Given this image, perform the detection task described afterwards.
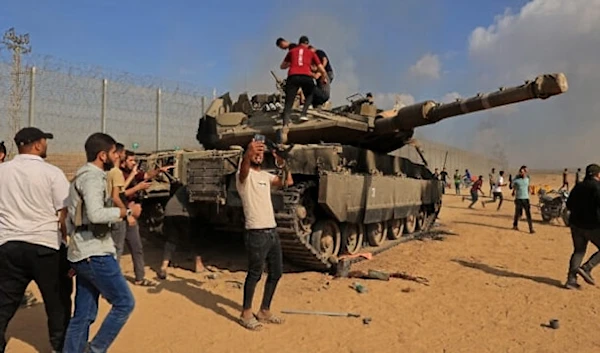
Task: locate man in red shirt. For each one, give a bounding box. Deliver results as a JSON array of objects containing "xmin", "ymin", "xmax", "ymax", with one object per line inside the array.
[
  {"xmin": 278, "ymin": 36, "xmax": 328, "ymax": 143},
  {"xmin": 462, "ymin": 175, "xmax": 485, "ymax": 209}
]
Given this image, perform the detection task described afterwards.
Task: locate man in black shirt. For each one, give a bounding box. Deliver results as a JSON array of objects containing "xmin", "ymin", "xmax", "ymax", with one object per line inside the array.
[
  {"xmin": 564, "ymin": 163, "xmax": 600, "ymax": 289},
  {"xmin": 439, "ymin": 168, "xmax": 449, "ymax": 194}
]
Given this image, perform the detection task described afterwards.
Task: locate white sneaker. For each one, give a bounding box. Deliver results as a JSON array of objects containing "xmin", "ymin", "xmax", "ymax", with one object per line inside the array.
[{"xmin": 299, "ymin": 116, "xmax": 309, "ymax": 121}]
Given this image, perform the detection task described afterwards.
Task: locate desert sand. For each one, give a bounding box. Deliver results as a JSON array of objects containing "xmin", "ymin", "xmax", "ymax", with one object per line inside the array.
[{"xmin": 6, "ymin": 173, "xmax": 600, "ymax": 353}]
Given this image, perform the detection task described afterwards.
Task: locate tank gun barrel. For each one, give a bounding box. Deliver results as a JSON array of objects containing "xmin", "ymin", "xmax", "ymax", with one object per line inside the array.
[{"xmin": 374, "ymin": 73, "xmax": 568, "ymax": 132}]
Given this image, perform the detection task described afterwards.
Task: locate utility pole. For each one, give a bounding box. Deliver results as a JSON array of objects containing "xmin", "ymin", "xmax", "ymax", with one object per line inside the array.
[{"xmin": 1, "ymin": 28, "xmax": 32, "ymax": 156}]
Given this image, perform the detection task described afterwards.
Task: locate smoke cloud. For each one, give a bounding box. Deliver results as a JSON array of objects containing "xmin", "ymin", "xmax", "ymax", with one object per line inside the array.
[{"xmin": 228, "ymin": 0, "xmax": 600, "ymax": 169}]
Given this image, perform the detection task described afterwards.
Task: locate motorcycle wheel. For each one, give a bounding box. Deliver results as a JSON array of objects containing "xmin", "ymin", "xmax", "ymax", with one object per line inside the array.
[{"xmin": 541, "ymin": 207, "xmax": 552, "ymax": 223}]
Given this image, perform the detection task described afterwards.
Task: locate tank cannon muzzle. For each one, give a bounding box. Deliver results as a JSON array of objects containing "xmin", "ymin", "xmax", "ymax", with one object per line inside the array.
[{"xmin": 374, "ymin": 72, "xmax": 568, "ymax": 132}]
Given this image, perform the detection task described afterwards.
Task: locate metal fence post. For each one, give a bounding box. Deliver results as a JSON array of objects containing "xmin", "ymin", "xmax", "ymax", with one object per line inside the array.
[
  {"xmin": 156, "ymin": 88, "xmax": 161, "ymax": 151},
  {"xmin": 28, "ymin": 66, "xmax": 36, "ymax": 127},
  {"xmin": 101, "ymin": 79, "xmax": 107, "ymax": 133},
  {"xmin": 201, "ymin": 96, "xmax": 205, "ymax": 115}
]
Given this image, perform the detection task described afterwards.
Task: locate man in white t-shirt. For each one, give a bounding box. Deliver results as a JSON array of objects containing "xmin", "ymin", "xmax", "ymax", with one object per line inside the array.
[
  {"xmin": 482, "ymin": 170, "xmax": 506, "ymax": 210},
  {"xmin": 0, "ymin": 127, "xmax": 71, "ymax": 353},
  {"xmin": 235, "ymin": 138, "xmax": 293, "ymax": 331}
]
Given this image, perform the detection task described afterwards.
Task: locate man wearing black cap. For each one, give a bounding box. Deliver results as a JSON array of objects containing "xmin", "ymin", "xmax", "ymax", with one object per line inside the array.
[
  {"xmin": 0, "ymin": 127, "xmax": 72, "ymax": 353},
  {"xmin": 563, "ymin": 163, "xmax": 600, "ymax": 289}
]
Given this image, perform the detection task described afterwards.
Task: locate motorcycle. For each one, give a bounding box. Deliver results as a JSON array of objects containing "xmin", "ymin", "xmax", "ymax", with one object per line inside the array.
[{"xmin": 537, "ymin": 189, "xmax": 570, "ymax": 226}]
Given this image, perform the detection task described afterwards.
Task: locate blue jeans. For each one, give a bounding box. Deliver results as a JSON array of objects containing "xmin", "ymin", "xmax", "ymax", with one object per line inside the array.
[{"xmin": 63, "ymin": 256, "xmax": 135, "ymax": 353}]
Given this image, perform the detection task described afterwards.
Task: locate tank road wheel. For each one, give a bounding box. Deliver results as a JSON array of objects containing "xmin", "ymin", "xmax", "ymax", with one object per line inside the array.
[
  {"xmin": 387, "ymin": 219, "xmax": 405, "ymax": 240},
  {"xmin": 415, "ymin": 210, "xmax": 426, "ymax": 231},
  {"xmin": 341, "ymin": 223, "xmax": 364, "ymax": 255},
  {"xmin": 366, "ymin": 222, "xmax": 387, "ymax": 247},
  {"xmin": 404, "ymin": 214, "xmax": 417, "ymax": 234},
  {"xmin": 311, "ymin": 220, "xmax": 342, "ymax": 260}
]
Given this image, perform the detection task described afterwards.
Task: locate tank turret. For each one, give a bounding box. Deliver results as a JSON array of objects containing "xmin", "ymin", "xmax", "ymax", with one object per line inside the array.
[{"xmin": 197, "ymin": 73, "xmax": 568, "ymax": 153}]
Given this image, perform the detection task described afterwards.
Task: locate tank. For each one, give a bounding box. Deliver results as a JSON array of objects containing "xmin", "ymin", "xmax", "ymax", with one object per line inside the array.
[{"xmin": 137, "ymin": 72, "xmax": 568, "ymax": 272}]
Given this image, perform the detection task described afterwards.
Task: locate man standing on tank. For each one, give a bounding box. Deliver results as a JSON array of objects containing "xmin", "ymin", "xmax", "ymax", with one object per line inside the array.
[
  {"xmin": 278, "ymin": 36, "xmax": 329, "ymax": 143},
  {"xmin": 236, "ymin": 138, "xmax": 293, "ymax": 331}
]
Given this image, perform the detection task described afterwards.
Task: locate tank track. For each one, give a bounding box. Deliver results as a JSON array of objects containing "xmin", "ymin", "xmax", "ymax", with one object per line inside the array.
[{"xmin": 274, "ymin": 181, "xmax": 439, "ymax": 272}]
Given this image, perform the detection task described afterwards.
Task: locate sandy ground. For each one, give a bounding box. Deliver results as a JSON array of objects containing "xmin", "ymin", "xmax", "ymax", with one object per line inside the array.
[{"xmin": 6, "ymin": 173, "xmax": 600, "ymax": 353}]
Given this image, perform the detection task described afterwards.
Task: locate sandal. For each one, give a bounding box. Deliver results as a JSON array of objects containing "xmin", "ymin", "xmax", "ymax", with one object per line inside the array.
[
  {"xmin": 255, "ymin": 313, "xmax": 285, "ymax": 325},
  {"xmin": 238, "ymin": 316, "xmax": 263, "ymax": 331},
  {"xmin": 135, "ymin": 278, "xmax": 157, "ymax": 287}
]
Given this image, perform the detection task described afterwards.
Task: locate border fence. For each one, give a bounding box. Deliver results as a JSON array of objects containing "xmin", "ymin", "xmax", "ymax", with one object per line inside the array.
[{"xmin": 0, "ymin": 60, "xmax": 211, "ymax": 155}]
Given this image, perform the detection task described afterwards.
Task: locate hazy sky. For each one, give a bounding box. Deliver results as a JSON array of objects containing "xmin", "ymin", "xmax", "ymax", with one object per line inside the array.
[{"xmin": 1, "ymin": 0, "xmax": 597, "ymax": 168}]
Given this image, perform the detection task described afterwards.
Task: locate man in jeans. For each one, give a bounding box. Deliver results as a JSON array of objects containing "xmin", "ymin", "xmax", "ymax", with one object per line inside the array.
[
  {"xmin": 563, "ymin": 163, "xmax": 600, "ymax": 289},
  {"xmin": 0, "ymin": 127, "xmax": 71, "ymax": 353},
  {"xmin": 511, "ymin": 166, "xmax": 535, "ymax": 234},
  {"xmin": 236, "ymin": 138, "xmax": 293, "ymax": 331},
  {"xmin": 63, "ymin": 133, "xmax": 142, "ymax": 353}
]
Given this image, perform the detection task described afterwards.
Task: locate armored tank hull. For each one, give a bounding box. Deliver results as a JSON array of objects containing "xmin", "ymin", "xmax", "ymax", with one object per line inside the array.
[
  {"xmin": 137, "ymin": 72, "xmax": 568, "ymax": 272},
  {"xmin": 137, "ymin": 144, "xmax": 441, "ymax": 271}
]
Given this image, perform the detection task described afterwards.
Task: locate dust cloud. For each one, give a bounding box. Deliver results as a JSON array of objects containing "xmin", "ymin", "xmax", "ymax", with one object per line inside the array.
[{"xmin": 228, "ymin": 0, "xmax": 600, "ymax": 169}]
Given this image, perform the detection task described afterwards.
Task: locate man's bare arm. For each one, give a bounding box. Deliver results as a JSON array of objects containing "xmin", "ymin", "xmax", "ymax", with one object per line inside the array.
[
  {"xmin": 239, "ymin": 141, "xmax": 263, "ymax": 184},
  {"xmin": 58, "ymin": 208, "xmax": 67, "ymax": 241},
  {"xmin": 271, "ymin": 153, "xmax": 293, "ymax": 188},
  {"xmin": 272, "ymin": 171, "xmax": 293, "ymax": 188}
]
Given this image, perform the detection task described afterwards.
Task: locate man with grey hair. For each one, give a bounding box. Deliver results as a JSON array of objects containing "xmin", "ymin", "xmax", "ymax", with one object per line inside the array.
[{"xmin": 563, "ymin": 163, "xmax": 600, "ymax": 289}]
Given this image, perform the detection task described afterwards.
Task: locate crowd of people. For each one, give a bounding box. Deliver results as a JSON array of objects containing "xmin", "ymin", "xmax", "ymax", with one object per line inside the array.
[
  {"xmin": 0, "ymin": 35, "xmax": 598, "ymax": 351},
  {"xmin": 433, "ymin": 163, "xmax": 600, "ymax": 288},
  {"xmin": 0, "ymin": 126, "xmax": 292, "ymax": 352}
]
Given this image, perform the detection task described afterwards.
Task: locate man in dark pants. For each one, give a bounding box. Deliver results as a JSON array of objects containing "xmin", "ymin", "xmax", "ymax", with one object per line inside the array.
[
  {"xmin": 511, "ymin": 166, "xmax": 535, "ymax": 234},
  {"xmin": 157, "ymin": 185, "xmax": 205, "ymax": 279},
  {"xmin": 563, "ymin": 163, "xmax": 600, "ymax": 289},
  {"xmin": 0, "ymin": 127, "xmax": 72, "ymax": 353},
  {"xmin": 278, "ymin": 36, "xmax": 328, "ymax": 143},
  {"xmin": 439, "ymin": 167, "xmax": 448, "ymax": 194},
  {"xmin": 112, "ymin": 150, "xmax": 157, "ymax": 286},
  {"xmin": 236, "ymin": 138, "xmax": 293, "ymax": 331},
  {"xmin": 482, "ymin": 170, "xmax": 506, "ymax": 210},
  {"xmin": 559, "ymin": 168, "xmax": 569, "ymax": 191}
]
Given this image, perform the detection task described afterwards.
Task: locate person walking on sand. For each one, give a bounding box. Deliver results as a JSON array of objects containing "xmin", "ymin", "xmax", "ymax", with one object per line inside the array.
[
  {"xmin": 488, "ymin": 168, "xmax": 496, "ymax": 196},
  {"xmin": 63, "ymin": 133, "xmax": 142, "ymax": 353},
  {"xmin": 511, "ymin": 166, "xmax": 535, "ymax": 234},
  {"xmin": 462, "ymin": 175, "xmax": 484, "ymax": 209},
  {"xmin": 236, "ymin": 137, "xmax": 293, "ymax": 331},
  {"xmin": 453, "ymin": 169, "xmax": 461, "ymax": 195},
  {"xmin": 482, "ymin": 170, "xmax": 506, "ymax": 210},
  {"xmin": 0, "ymin": 128, "xmax": 72, "ymax": 353},
  {"xmin": 563, "ymin": 163, "xmax": 600, "ymax": 290}
]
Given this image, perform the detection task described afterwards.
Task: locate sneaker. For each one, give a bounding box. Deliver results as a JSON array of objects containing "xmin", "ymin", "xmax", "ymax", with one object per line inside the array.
[
  {"xmin": 564, "ymin": 280, "xmax": 581, "ymax": 290},
  {"xmin": 577, "ymin": 267, "xmax": 595, "ymax": 285},
  {"xmin": 299, "ymin": 116, "xmax": 309, "ymax": 122},
  {"xmin": 529, "ymin": 229, "xmax": 535, "ymax": 234},
  {"xmin": 512, "ymin": 226, "xmax": 519, "ymax": 231}
]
